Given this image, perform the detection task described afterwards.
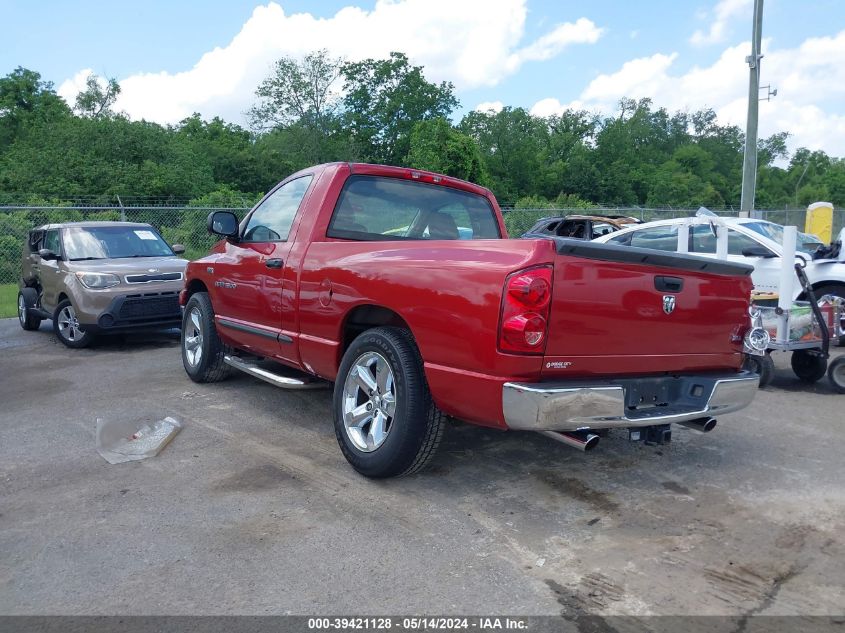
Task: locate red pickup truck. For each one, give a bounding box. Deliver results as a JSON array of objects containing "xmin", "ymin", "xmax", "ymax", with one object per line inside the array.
[{"xmin": 179, "ymin": 162, "xmax": 761, "ymax": 478}]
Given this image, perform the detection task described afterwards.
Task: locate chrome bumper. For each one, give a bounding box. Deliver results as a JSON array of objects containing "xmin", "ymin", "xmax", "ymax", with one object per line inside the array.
[{"xmin": 502, "ymin": 372, "xmax": 759, "ymax": 431}]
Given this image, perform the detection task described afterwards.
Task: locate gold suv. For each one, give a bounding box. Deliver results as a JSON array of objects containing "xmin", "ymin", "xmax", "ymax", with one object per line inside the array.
[{"xmin": 17, "ymin": 221, "xmax": 187, "ymax": 348}]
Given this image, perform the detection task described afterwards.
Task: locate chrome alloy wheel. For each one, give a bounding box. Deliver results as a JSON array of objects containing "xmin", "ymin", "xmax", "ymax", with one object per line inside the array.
[
  {"xmin": 183, "ymin": 307, "xmax": 204, "ymax": 367},
  {"xmin": 57, "ymin": 304, "xmax": 83, "ymax": 342},
  {"xmin": 17, "ymin": 294, "xmax": 26, "ymax": 325},
  {"xmin": 342, "ymin": 351, "xmax": 396, "ymax": 452}
]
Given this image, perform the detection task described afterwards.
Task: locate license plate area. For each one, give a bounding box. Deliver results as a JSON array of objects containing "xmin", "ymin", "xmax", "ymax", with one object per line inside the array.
[{"xmin": 625, "ymin": 381, "xmax": 672, "ymax": 409}]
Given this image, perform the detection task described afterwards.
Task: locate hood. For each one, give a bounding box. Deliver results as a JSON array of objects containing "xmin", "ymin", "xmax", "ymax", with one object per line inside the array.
[{"xmin": 66, "ymin": 256, "xmax": 188, "ymax": 275}]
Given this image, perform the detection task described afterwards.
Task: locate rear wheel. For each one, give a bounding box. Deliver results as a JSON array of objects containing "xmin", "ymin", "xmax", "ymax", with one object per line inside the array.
[
  {"xmin": 743, "ymin": 352, "xmax": 775, "ymax": 388},
  {"xmin": 827, "ymin": 357, "xmax": 845, "ymax": 394},
  {"xmin": 333, "ymin": 327, "xmax": 444, "ymax": 478},
  {"xmin": 17, "ymin": 288, "xmax": 42, "ymax": 331},
  {"xmin": 53, "ymin": 299, "xmax": 92, "ymax": 348},
  {"xmin": 181, "ymin": 292, "xmax": 230, "ymax": 383},
  {"xmin": 790, "ymin": 349, "xmax": 827, "ymax": 383}
]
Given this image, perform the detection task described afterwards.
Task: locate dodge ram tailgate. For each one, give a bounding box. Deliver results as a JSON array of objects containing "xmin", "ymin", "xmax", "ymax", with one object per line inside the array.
[{"xmin": 541, "ymin": 239, "xmax": 755, "ymax": 378}]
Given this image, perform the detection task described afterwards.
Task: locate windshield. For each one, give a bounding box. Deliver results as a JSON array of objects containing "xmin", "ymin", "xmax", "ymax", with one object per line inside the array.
[
  {"xmin": 742, "ymin": 221, "xmax": 822, "ymax": 252},
  {"xmin": 62, "ymin": 226, "xmax": 174, "ymax": 260}
]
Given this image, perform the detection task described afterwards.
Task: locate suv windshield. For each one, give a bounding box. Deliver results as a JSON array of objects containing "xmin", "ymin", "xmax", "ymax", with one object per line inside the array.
[{"xmin": 62, "ymin": 226, "xmax": 174, "ymax": 260}]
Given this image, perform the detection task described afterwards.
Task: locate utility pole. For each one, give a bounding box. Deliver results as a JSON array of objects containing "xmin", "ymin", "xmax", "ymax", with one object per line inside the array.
[{"xmin": 739, "ymin": 0, "xmax": 764, "ymax": 218}]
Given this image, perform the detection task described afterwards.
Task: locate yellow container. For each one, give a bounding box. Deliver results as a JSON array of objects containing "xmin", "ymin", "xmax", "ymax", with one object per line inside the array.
[{"xmin": 805, "ymin": 201, "xmax": 834, "ymax": 243}]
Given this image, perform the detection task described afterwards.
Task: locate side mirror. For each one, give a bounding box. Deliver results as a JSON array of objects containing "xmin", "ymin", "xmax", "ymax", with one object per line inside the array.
[
  {"xmin": 207, "ymin": 211, "xmax": 239, "ymax": 238},
  {"xmin": 38, "ymin": 248, "xmax": 60, "ymax": 261},
  {"xmin": 171, "ymin": 244, "xmax": 186, "ymax": 255},
  {"xmin": 742, "ymin": 245, "xmax": 776, "ymax": 258}
]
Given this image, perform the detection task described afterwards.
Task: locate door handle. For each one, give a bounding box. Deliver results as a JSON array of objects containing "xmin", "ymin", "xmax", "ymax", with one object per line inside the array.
[
  {"xmin": 265, "ymin": 258, "xmax": 283, "ymax": 269},
  {"xmin": 654, "ymin": 276, "xmax": 683, "ymax": 292}
]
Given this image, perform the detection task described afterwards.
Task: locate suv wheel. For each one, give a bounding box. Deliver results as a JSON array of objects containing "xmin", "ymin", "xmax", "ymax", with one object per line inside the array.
[
  {"xmin": 181, "ymin": 292, "xmax": 230, "ymax": 382},
  {"xmin": 17, "ymin": 288, "xmax": 42, "ymax": 331},
  {"xmin": 54, "ymin": 299, "xmax": 92, "ymax": 348},
  {"xmin": 333, "ymin": 327, "xmax": 444, "ymax": 478}
]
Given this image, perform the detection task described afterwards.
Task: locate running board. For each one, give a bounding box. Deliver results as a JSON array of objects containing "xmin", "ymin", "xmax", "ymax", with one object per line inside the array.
[{"xmin": 223, "ymin": 355, "xmax": 328, "ymax": 390}]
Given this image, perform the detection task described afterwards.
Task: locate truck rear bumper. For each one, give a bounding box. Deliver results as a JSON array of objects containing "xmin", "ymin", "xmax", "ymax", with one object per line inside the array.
[{"xmin": 502, "ymin": 371, "xmax": 758, "ymax": 431}]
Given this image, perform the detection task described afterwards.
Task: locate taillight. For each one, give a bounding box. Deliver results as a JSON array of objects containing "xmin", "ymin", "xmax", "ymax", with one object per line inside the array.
[{"xmin": 499, "ymin": 265, "xmax": 553, "ymax": 354}]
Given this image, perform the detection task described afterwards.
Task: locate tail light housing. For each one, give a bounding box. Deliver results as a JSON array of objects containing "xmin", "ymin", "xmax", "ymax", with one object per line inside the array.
[{"xmin": 499, "ymin": 265, "xmax": 553, "ymax": 354}]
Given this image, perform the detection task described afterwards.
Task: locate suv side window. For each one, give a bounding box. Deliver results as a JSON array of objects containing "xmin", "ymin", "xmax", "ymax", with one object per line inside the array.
[
  {"xmin": 243, "ymin": 175, "xmax": 313, "ymax": 242},
  {"xmin": 42, "ymin": 230, "xmax": 61, "ymax": 255},
  {"xmin": 626, "ymin": 225, "xmax": 680, "ymax": 251},
  {"xmin": 28, "ymin": 230, "xmax": 44, "ymax": 251}
]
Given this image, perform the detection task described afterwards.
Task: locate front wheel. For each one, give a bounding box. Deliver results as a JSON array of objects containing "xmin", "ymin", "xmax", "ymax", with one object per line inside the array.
[
  {"xmin": 17, "ymin": 288, "xmax": 42, "ymax": 331},
  {"xmin": 790, "ymin": 349, "xmax": 827, "ymax": 383},
  {"xmin": 181, "ymin": 292, "xmax": 230, "ymax": 383},
  {"xmin": 53, "ymin": 299, "xmax": 92, "ymax": 348},
  {"xmin": 333, "ymin": 327, "xmax": 444, "ymax": 478}
]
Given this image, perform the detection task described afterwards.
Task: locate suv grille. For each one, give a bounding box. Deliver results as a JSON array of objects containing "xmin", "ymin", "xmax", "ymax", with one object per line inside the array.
[
  {"xmin": 125, "ymin": 272, "xmax": 183, "ymax": 284},
  {"xmin": 118, "ymin": 293, "xmax": 180, "ymax": 319}
]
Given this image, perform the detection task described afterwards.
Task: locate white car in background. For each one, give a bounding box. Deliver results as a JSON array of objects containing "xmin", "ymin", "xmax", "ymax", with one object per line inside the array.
[{"xmin": 592, "ymin": 216, "xmax": 845, "ymax": 339}]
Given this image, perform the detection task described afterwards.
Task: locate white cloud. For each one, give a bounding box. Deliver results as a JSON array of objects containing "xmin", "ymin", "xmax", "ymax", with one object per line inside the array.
[
  {"xmin": 580, "ymin": 53, "xmax": 678, "ymax": 103},
  {"xmin": 57, "ymin": 0, "xmax": 602, "ymax": 126},
  {"xmin": 691, "ymin": 0, "xmax": 751, "ymax": 46},
  {"xmin": 505, "ymin": 17, "xmax": 602, "ymax": 71},
  {"xmin": 57, "ymin": 68, "xmax": 95, "ymax": 106},
  {"xmin": 531, "ymin": 30, "xmax": 845, "ymax": 157},
  {"xmin": 474, "ymin": 101, "xmax": 504, "ymax": 113}
]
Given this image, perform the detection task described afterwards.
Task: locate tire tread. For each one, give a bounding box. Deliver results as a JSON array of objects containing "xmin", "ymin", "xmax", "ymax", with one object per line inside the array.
[
  {"xmin": 333, "ymin": 326, "xmax": 445, "ymax": 478},
  {"xmin": 182, "ymin": 292, "xmax": 230, "ymax": 383}
]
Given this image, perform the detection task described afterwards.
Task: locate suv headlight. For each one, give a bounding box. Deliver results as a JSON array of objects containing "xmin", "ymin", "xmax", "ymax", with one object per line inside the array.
[{"xmin": 75, "ymin": 272, "xmax": 121, "ymax": 289}]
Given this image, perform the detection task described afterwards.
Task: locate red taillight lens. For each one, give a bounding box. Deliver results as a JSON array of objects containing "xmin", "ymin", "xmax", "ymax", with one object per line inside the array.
[
  {"xmin": 507, "ymin": 274, "xmax": 551, "ymax": 309},
  {"xmin": 499, "ymin": 265, "xmax": 553, "ymax": 354}
]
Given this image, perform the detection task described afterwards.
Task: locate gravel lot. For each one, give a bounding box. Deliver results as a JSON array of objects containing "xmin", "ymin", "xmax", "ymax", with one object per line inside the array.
[{"xmin": 1, "ymin": 318, "xmax": 843, "ymax": 617}]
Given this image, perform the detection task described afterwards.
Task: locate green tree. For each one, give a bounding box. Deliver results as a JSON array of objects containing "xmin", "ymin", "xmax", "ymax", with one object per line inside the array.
[
  {"xmin": 0, "ymin": 67, "xmax": 70, "ymax": 148},
  {"xmin": 341, "ymin": 52, "xmax": 458, "ymax": 165},
  {"xmin": 74, "ymin": 73, "xmax": 121, "ymax": 118},
  {"xmin": 406, "ymin": 118, "xmax": 487, "ymax": 184},
  {"xmin": 248, "ymin": 50, "xmax": 343, "ymax": 164},
  {"xmin": 459, "ymin": 107, "xmax": 546, "ymax": 204}
]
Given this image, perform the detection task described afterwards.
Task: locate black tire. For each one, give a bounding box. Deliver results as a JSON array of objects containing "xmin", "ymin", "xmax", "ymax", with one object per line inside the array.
[
  {"xmin": 790, "ymin": 349, "xmax": 827, "ymax": 383},
  {"xmin": 181, "ymin": 292, "xmax": 230, "ymax": 383},
  {"xmin": 827, "ymin": 357, "xmax": 845, "ymax": 394},
  {"xmin": 743, "ymin": 352, "xmax": 775, "ymax": 388},
  {"xmin": 333, "ymin": 326, "xmax": 444, "ymax": 478},
  {"xmin": 812, "ymin": 284, "xmax": 845, "ymax": 346},
  {"xmin": 17, "ymin": 288, "xmax": 42, "ymax": 331},
  {"xmin": 53, "ymin": 299, "xmax": 92, "ymax": 348}
]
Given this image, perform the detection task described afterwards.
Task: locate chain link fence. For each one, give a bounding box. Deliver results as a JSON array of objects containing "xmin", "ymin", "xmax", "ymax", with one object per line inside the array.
[{"xmin": 1, "ymin": 203, "xmax": 842, "ymax": 317}]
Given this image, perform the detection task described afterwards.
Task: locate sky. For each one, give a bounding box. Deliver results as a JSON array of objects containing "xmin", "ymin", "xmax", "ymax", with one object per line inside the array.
[{"xmin": 2, "ymin": 0, "xmax": 845, "ymax": 158}]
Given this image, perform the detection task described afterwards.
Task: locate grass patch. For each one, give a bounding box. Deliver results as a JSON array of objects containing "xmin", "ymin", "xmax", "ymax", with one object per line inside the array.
[{"xmin": 0, "ymin": 284, "xmax": 18, "ymax": 319}]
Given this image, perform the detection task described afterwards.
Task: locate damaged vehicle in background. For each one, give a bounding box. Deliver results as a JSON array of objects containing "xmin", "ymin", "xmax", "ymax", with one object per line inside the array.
[
  {"xmin": 522, "ymin": 214, "xmax": 641, "ymax": 240},
  {"xmin": 17, "ymin": 222, "xmax": 187, "ymax": 348}
]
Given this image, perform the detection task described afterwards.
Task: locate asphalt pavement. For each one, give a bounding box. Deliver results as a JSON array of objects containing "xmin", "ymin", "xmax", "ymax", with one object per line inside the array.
[{"xmin": 1, "ymin": 318, "xmax": 843, "ymax": 617}]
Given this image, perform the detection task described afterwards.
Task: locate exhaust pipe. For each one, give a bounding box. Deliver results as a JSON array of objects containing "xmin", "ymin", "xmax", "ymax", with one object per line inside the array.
[
  {"xmin": 540, "ymin": 430, "xmax": 600, "ymax": 452},
  {"xmin": 677, "ymin": 417, "xmax": 717, "ymax": 433}
]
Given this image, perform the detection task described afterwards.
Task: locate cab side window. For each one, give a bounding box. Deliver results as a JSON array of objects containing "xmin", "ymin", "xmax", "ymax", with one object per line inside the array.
[{"xmin": 243, "ymin": 175, "xmax": 313, "ymax": 242}]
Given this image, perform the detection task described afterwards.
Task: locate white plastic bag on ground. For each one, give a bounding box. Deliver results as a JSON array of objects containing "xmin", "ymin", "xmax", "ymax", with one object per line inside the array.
[{"xmin": 96, "ymin": 416, "xmax": 182, "ymax": 464}]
